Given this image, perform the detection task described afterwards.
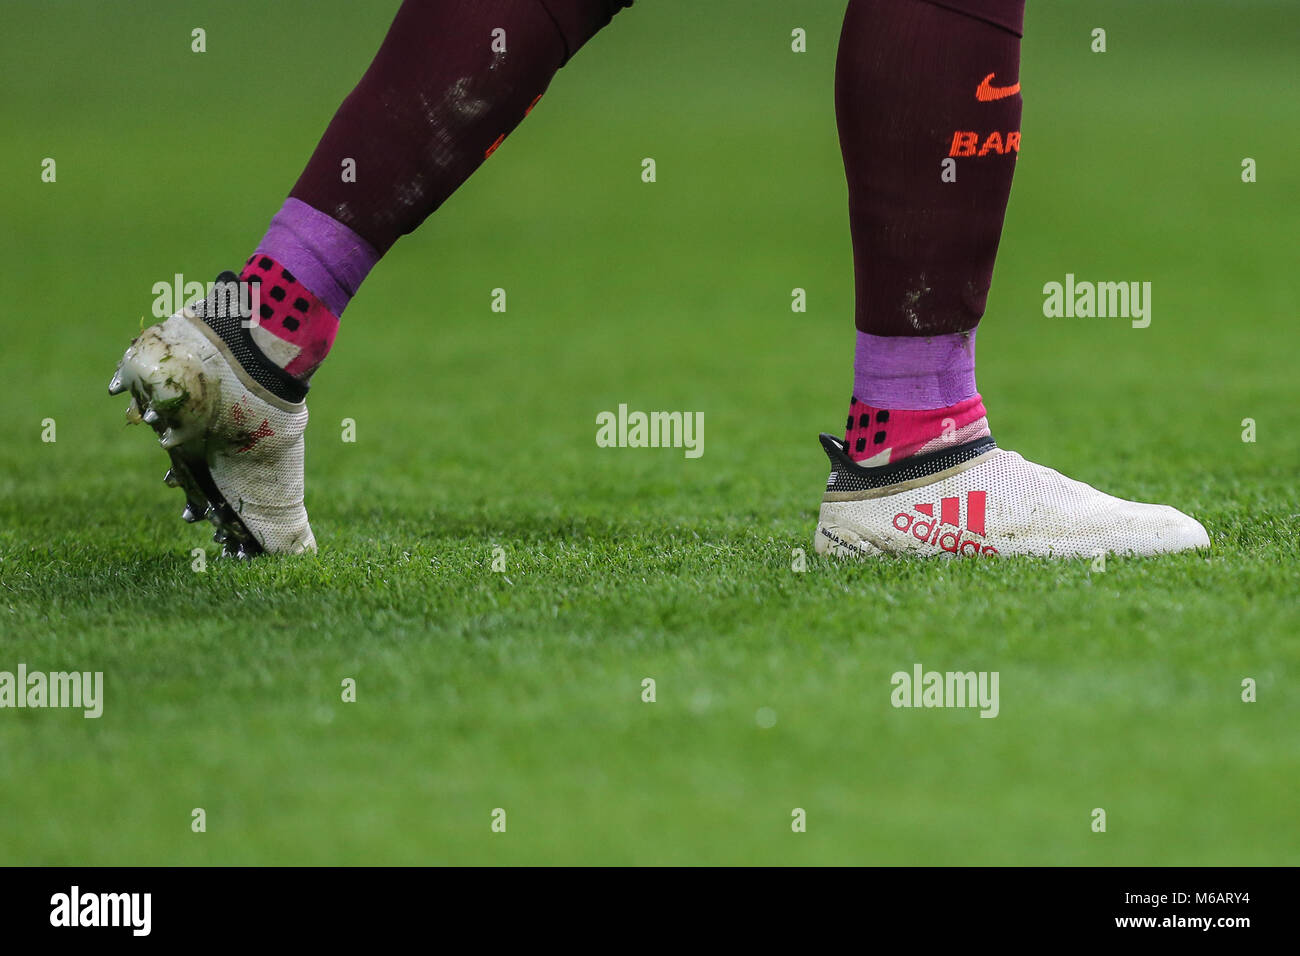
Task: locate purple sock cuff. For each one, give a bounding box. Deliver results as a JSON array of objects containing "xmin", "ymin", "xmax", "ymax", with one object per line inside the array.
[
  {"xmin": 852, "ymin": 331, "xmax": 978, "ymax": 409},
  {"xmin": 255, "ymin": 198, "xmax": 379, "ymax": 317}
]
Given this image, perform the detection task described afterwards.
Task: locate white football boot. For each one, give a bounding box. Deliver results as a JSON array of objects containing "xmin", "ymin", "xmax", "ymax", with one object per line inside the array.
[
  {"xmin": 814, "ymin": 434, "xmax": 1209, "ymax": 559},
  {"xmin": 110, "ymin": 273, "xmax": 316, "ymax": 557}
]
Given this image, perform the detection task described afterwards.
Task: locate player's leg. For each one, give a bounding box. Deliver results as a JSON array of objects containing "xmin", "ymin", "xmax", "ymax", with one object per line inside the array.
[
  {"xmin": 815, "ymin": 0, "xmax": 1207, "ymax": 558},
  {"xmin": 110, "ymin": 0, "xmax": 632, "ymax": 555},
  {"xmin": 837, "ymin": 0, "xmax": 1020, "ymax": 467},
  {"xmin": 251, "ymin": 0, "xmax": 632, "ymax": 379}
]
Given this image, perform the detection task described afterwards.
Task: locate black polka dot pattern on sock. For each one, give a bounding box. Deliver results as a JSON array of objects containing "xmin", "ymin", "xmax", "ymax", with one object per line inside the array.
[
  {"xmin": 843, "ymin": 395, "xmax": 896, "ymax": 461},
  {"xmin": 237, "ymin": 253, "xmax": 341, "ymax": 380}
]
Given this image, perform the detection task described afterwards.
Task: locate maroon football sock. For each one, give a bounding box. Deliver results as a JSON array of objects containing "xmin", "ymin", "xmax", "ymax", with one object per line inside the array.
[
  {"xmin": 837, "ymin": 0, "xmax": 1023, "ymax": 340},
  {"xmin": 288, "ymin": 0, "xmax": 633, "ymax": 256}
]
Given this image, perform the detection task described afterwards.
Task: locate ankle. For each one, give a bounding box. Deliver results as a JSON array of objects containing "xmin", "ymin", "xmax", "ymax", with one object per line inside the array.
[
  {"xmin": 239, "ymin": 255, "xmax": 340, "ymax": 381},
  {"xmin": 845, "ymin": 394, "xmax": 990, "ymax": 465}
]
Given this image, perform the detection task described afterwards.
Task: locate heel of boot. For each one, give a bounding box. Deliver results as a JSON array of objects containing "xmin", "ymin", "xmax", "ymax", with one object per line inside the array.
[{"xmin": 814, "ymin": 521, "xmax": 884, "ymax": 558}]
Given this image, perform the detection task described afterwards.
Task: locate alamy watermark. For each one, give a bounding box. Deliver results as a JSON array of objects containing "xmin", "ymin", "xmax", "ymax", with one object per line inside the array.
[
  {"xmin": 891, "ymin": 663, "xmax": 999, "ymax": 718},
  {"xmin": 151, "ymin": 274, "xmax": 260, "ymax": 327},
  {"xmin": 0, "ymin": 664, "xmax": 103, "ymax": 718},
  {"xmin": 50, "ymin": 886, "xmax": 150, "ymax": 936},
  {"xmin": 1042, "ymin": 273, "xmax": 1151, "ymax": 328},
  {"xmin": 596, "ymin": 404, "xmax": 704, "ymax": 459}
]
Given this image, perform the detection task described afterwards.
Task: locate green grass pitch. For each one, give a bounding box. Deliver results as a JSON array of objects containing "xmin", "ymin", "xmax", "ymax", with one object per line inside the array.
[{"xmin": 0, "ymin": 0, "xmax": 1296, "ymax": 865}]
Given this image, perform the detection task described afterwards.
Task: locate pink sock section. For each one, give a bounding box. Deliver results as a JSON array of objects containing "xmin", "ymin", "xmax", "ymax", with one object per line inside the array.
[
  {"xmin": 240, "ymin": 254, "xmax": 340, "ymax": 379},
  {"xmin": 845, "ymin": 394, "xmax": 990, "ymax": 464}
]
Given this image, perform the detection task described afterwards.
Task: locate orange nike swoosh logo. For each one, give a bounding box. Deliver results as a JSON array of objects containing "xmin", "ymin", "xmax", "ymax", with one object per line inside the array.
[{"xmin": 976, "ymin": 72, "xmax": 1020, "ymax": 102}]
